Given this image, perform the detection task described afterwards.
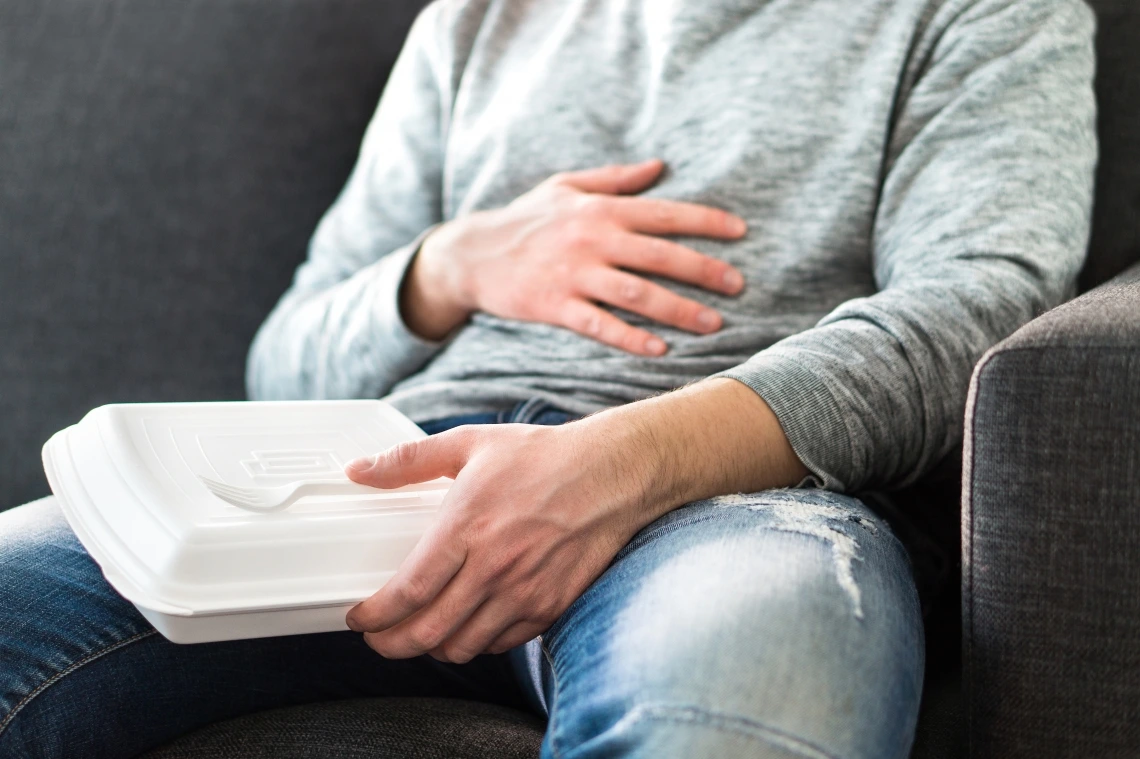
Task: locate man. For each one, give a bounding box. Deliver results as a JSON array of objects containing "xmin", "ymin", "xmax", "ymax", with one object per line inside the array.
[{"xmin": 0, "ymin": 0, "xmax": 1096, "ymax": 756}]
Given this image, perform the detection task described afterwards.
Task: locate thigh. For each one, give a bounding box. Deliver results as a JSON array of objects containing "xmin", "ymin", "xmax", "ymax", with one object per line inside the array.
[
  {"xmin": 536, "ymin": 489, "xmax": 925, "ymax": 759},
  {"xmin": 0, "ymin": 498, "xmax": 527, "ymax": 759}
]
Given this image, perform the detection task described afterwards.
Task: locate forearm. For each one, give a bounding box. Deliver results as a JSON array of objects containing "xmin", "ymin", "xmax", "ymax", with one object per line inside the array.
[
  {"xmin": 344, "ymin": 375, "xmax": 810, "ymax": 660},
  {"xmin": 248, "ymin": 242, "xmax": 442, "ymax": 400},
  {"xmin": 578, "ymin": 378, "xmax": 809, "ymax": 522}
]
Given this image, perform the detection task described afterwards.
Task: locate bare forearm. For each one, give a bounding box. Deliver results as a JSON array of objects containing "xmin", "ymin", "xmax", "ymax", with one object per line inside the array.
[
  {"xmin": 578, "ymin": 378, "xmax": 810, "ymax": 522},
  {"xmin": 344, "ymin": 376, "xmax": 809, "ymax": 661}
]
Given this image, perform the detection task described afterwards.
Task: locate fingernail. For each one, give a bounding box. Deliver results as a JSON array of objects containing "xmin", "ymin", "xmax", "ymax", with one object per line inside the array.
[
  {"xmin": 646, "ymin": 337, "xmax": 667, "ymax": 355},
  {"xmin": 346, "ymin": 455, "xmax": 375, "ymax": 472},
  {"xmin": 697, "ymin": 309, "xmax": 720, "ymax": 330},
  {"xmin": 723, "ymin": 269, "xmax": 744, "ymax": 292}
]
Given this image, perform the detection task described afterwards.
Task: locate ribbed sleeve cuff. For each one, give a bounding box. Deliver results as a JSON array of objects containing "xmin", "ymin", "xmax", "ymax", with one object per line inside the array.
[
  {"xmin": 366, "ymin": 226, "xmax": 448, "ymax": 378},
  {"xmin": 714, "ymin": 353, "xmax": 857, "ymax": 492}
]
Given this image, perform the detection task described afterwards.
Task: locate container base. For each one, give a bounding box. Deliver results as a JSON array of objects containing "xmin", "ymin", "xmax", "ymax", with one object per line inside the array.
[{"xmin": 139, "ymin": 602, "xmax": 356, "ymax": 644}]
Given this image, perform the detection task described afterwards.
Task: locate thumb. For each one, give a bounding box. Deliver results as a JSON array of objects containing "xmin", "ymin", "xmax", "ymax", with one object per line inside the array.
[
  {"xmin": 345, "ymin": 429, "xmax": 473, "ymax": 488},
  {"xmin": 557, "ymin": 159, "xmax": 665, "ymax": 195}
]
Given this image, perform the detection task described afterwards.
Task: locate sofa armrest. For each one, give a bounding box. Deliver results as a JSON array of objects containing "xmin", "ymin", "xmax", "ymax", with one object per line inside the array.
[{"xmin": 962, "ymin": 262, "xmax": 1140, "ymax": 758}]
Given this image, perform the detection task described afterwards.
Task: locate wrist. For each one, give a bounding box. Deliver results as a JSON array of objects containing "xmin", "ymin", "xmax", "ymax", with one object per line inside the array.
[
  {"xmin": 399, "ymin": 222, "xmax": 473, "ymax": 340},
  {"xmin": 568, "ymin": 411, "xmax": 679, "ymax": 530},
  {"xmin": 417, "ymin": 220, "xmax": 477, "ymax": 312}
]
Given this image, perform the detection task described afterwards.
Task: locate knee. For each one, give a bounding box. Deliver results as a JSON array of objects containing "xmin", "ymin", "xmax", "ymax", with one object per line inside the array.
[
  {"xmin": 609, "ymin": 516, "xmax": 890, "ymax": 701},
  {"xmin": 0, "ymin": 498, "xmax": 84, "ymax": 598},
  {"xmin": 0, "ymin": 498, "xmax": 155, "ymax": 757},
  {"xmin": 543, "ymin": 492, "xmax": 924, "ymax": 759}
]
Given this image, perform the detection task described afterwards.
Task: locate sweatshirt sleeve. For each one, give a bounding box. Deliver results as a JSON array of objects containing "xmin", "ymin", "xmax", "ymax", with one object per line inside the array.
[
  {"xmin": 246, "ymin": 4, "xmax": 450, "ymax": 401},
  {"xmin": 717, "ymin": 0, "xmax": 1098, "ymax": 492}
]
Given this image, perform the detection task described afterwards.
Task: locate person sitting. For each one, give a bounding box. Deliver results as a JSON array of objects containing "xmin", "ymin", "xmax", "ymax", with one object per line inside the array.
[{"xmin": 0, "ymin": 0, "xmax": 1097, "ymax": 756}]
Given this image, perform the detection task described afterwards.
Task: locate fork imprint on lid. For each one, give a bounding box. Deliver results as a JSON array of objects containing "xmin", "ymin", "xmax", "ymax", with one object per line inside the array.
[{"xmin": 197, "ymin": 476, "xmax": 448, "ymax": 513}]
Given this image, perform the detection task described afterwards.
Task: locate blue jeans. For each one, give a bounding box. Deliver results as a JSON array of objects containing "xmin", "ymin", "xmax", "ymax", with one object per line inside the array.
[{"xmin": 0, "ymin": 400, "xmax": 924, "ymax": 758}]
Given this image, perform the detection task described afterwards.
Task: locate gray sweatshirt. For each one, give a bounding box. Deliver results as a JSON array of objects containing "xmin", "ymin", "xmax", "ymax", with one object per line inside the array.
[{"xmin": 247, "ymin": 0, "xmax": 1097, "ymax": 493}]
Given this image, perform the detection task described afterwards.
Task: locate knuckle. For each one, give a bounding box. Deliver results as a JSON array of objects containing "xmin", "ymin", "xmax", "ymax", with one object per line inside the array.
[
  {"xmin": 553, "ymin": 262, "xmax": 576, "ymax": 285},
  {"xmin": 624, "ymin": 331, "xmax": 648, "ymax": 353},
  {"xmin": 386, "ymin": 441, "xmax": 419, "ymax": 470},
  {"xmin": 677, "ymin": 301, "xmax": 701, "ymax": 326},
  {"xmin": 574, "ymin": 193, "xmax": 605, "ymax": 215},
  {"xmin": 363, "ymin": 632, "xmax": 389, "ymax": 656},
  {"xmin": 572, "ymin": 309, "xmax": 604, "ymax": 337},
  {"xmin": 710, "ymin": 209, "xmax": 734, "ymax": 233},
  {"xmin": 643, "ymin": 237, "xmax": 669, "ymax": 267},
  {"xmin": 392, "ymin": 575, "xmax": 433, "ymax": 609},
  {"xmin": 618, "ymin": 278, "xmax": 645, "ymax": 305},
  {"xmin": 533, "ymin": 598, "xmax": 562, "ymax": 627},
  {"xmin": 560, "ymin": 218, "xmax": 595, "ymax": 249},
  {"xmin": 441, "ymin": 641, "xmax": 479, "ymax": 664},
  {"xmin": 483, "ymin": 552, "xmax": 518, "ymax": 582},
  {"xmin": 405, "ymin": 623, "xmax": 447, "ymax": 653},
  {"xmin": 702, "ymin": 257, "xmax": 725, "ymax": 284},
  {"xmin": 446, "ymin": 424, "xmax": 479, "ymax": 451}
]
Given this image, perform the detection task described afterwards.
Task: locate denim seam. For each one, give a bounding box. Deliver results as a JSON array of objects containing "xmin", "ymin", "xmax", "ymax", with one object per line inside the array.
[
  {"xmin": 620, "ymin": 703, "xmax": 842, "ymax": 759},
  {"xmin": 0, "ymin": 629, "xmax": 159, "ymax": 739},
  {"xmin": 539, "ymin": 638, "xmax": 565, "ymax": 759}
]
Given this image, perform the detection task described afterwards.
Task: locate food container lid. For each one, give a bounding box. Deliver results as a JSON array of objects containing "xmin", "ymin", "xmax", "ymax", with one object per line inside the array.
[{"xmin": 42, "ymin": 400, "xmax": 449, "ymax": 617}]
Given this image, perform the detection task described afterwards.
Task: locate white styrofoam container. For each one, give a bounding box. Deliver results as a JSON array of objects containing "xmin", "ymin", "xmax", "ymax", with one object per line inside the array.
[{"xmin": 41, "ymin": 400, "xmax": 450, "ymax": 644}]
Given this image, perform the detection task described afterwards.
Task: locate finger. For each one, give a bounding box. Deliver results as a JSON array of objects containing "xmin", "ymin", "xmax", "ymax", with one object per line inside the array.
[
  {"xmin": 553, "ymin": 159, "xmax": 664, "ymax": 195},
  {"xmin": 429, "ymin": 597, "xmax": 527, "ymax": 664},
  {"xmin": 486, "ymin": 619, "xmax": 549, "ymax": 655},
  {"xmin": 347, "ymin": 520, "xmax": 467, "ymax": 634},
  {"xmin": 558, "ymin": 298, "xmax": 668, "ymax": 357},
  {"xmin": 362, "ymin": 573, "xmax": 490, "ymax": 660},
  {"xmin": 578, "ymin": 268, "xmax": 724, "ymax": 335},
  {"xmin": 604, "ymin": 232, "xmax": 745, "ymax": 295},
  {"xmin": 345, "ymin": 427, "xmax": 475, "ymax": 488},
  {"xmin": 608, "ymin": 196, "xmax": 747, "ymax": 239}
]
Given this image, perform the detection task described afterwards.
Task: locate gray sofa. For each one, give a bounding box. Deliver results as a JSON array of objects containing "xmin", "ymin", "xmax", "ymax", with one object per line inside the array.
[{"xmin": 1, "ymin": 0, "xmax": 1137, "ymax": 757}]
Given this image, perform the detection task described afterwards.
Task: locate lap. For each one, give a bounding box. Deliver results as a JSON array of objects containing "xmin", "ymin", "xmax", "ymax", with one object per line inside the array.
[
  {"xmin": 537, "ymin": 489, "xmax": 925, "ymax": 759},
  {"xmin": 2, "ymin": 488, "xmax": 925, "ymax": 759},
  {"xmin": 0, "ymin": 497, "xmax": 528, "ymax": 759}
]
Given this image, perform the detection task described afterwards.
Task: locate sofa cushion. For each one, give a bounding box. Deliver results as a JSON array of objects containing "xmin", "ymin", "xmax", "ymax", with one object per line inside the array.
[
  {"xmin": 0, "ymin": 0, "xmax": 429, "ymax": 510},
  {"xmin": 140, "ymin": 698, "xmax": 546, "ymax": 759},
  {"xmin": 140, "ymin": 679, "xmax": 964, "ymax": 759}
]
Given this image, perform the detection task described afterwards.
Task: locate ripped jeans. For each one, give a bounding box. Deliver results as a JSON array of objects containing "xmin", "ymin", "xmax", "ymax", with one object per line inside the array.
[{"xmin": 0, "ymin": 400, "xmax": 924, "ymax": 758}]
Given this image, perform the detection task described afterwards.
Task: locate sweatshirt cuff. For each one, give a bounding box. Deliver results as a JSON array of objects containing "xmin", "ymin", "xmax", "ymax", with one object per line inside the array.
[
  {"xmin": 367, "ymin": 226, "xmax": 448, "ymax": 378},
  {"xmin": 713, "ymin": 352, "xmax": 858, "ymax": 493}
]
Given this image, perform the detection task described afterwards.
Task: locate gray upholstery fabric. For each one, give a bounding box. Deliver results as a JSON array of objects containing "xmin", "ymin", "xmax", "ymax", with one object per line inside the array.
[
  {"xmin": 962, "ymin": 263, "xmax": 1140, "ymax": 759},
  {"xmin": 1083, "ymin": 0, "xmax": 1140, "ymax": 289},
  {"xmin": 139, "ymin": 678, "xmax": 966, "ymax": 759},
  {"xmin": 139, "ymin": 698, "xmax": 545, "ymax": 759},
  {"xmin": 0, "ymin": 0, "xmax": 429, "ymax": 510}
]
